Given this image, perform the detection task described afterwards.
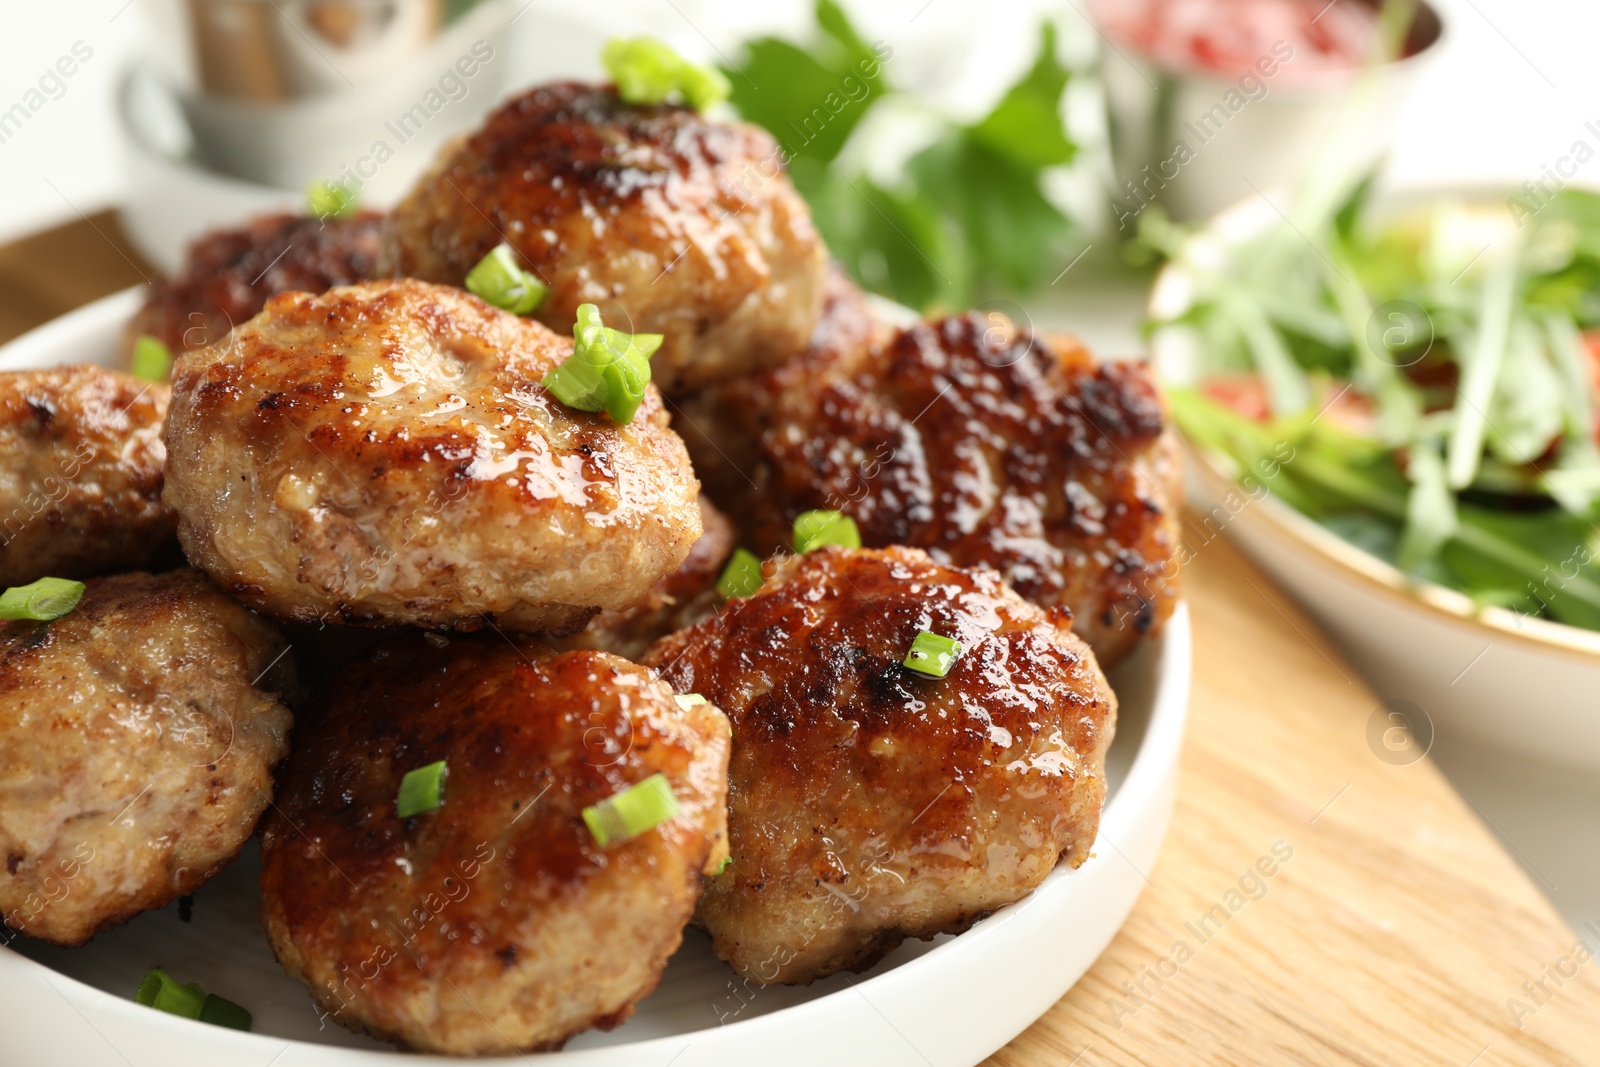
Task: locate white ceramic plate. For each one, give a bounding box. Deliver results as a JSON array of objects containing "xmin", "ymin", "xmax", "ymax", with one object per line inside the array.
[
  {"xmin": 1149, "ymin": 187, "xmax": 1600, "ymax": 770},
  {"xmin": 0, "ymin": 288, "xmax": 1192, "ymax": 1066}
]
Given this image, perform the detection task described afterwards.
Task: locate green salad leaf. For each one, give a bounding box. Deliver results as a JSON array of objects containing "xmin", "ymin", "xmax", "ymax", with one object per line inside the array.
[{"xmin": 1156, "ymin": 179, "xmax": 1600, "ymax": 633}]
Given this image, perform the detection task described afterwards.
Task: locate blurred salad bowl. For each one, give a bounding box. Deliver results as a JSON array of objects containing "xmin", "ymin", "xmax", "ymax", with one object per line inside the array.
[{"xmin": 1149, "ymin": 181, "xmax": 1600, "ymax": 770}]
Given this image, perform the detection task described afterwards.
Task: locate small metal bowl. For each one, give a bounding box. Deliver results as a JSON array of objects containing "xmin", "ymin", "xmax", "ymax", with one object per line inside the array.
[
  {"xmin": 1095, "ymin": 0, "xmax": 1444, "ymax": 227},
  {"xmin": 129, "ymin": 0, "xmax": 514, "ymax": 191}
]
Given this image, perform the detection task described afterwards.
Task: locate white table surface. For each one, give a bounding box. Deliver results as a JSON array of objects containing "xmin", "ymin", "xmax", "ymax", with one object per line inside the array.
[{"xmin": 1, "ymin": 0, "xmax": 1596, "ymax": 934}]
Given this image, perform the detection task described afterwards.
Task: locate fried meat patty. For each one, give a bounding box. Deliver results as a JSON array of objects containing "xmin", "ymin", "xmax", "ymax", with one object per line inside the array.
[
  {"xmin": 259, "ymin": 635, "xmax": 729, "ymax": 1054},
  {"xmin": 0, "ymin": 366, "xmax": 177, "ymax": 588},
  {"xmin": 679, "ymin": 309, "xmax": 1180, "ymax": 664},
  {"xmin": 381, "ymin": 82, "xmax": 827, "ymax": 394},
  {"xmin": 0, "ymin": 569, "xmax": 295, "ymax": 945},
  {"xmin": 127, "ymin": 211, "xmax": 384, "ymax": 361},
  {"xmin": 162, "ymin": 279, "xmax": 702, "ymax": 633},
  {"xmin": 644, "ymin": 546, "xmax": 1116, "ymax": 984},
  {"xmin": 549, "ymin": 494, "xmax": 735, "ymax": 661}
]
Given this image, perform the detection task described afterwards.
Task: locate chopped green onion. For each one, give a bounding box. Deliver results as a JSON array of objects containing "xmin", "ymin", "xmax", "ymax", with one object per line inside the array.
[
  {"xmin": 674, "ymin": 693, "xmax": 710, "ymax": 711},
  {"xmin": 714, "ymin": 855, "xmax": 732, "ymax": 875},
  {"xmin": 715, "ymin": 548, "xmax": 764, "ymax": 598},
  {"xmin": 199, "ymin": 993, "xmax": 253, "ymax": 1031},
  {"xmin": 0, "ymin": 577, "xmax": 85, "ymax": 622},
  {"xmin": 541, "ymin": 303, "xmax": 661, "ymax": 425},
  {"xmin": 582, "ymin": 773, "xmax": 679, "ymax": 847},
  {"xmin": 131, "ymin": 334, "xmax": 173, "ymax": 381},
  {"xmin": 464, "ymin": 243, "xmax": 547, "ymax": 315},
  {"xmin": 903, "ymin": 631, "xmax": 962, "ymax": 678},
  {"xmin": 793, "ymin": 511, "xmax": 861, "ymax": 554},
  {"xmin": 307, "ymin": 179, "xmax": 357, "ymax": 220},
  {"xmin": 135, "ymin": 968, "xmax": 205, "ymax": 1018},
  {"xmin": 602, "ymin": 36, "xmax": 730, "ymax": 112},
  {"xmin": 396, "ymin": 760, "xmax": 448, "ymax": 819},
  {"xmin": 135, "ymin": 968, "xmax": 252, "ymax": 1031}
]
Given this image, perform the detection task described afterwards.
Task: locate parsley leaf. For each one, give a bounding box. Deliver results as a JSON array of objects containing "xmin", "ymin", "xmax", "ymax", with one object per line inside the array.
[
  {"xmin": 723, "ymin": 0, "xmax": 887, "ymax": 167},
  {"xmin": 967, "ymin": 23, "xmax": 1076, "ymax": 172},
  {"xmin": 907, "ymin": 131, "xmax": 1073, "ymax": 294},
  {"xmin": 723, "ymin": 6, "xmax": 1078, "ymax": 310}
]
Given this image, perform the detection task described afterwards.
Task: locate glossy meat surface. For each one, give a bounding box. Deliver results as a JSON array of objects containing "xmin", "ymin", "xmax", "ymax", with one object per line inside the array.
[
  {"xmin": 162, "ymin": 279, "xmax": 702, "ymax": 633},
  {"xmin": 0, "ymin": 569, "xmax": 295, "ymax": 945},
  {"xmin": 681, "ymin": 310, "xmax": 1180, "ymax": 664},
  {"xmin": 673, "ymin": 263, "xmax": 890, "ymax": 509},
  {"xmin": 644, "ymin": 546, "xmax": 1116, "ymax": 984},
  {"xmin": 381, "ymin": 82, "xmax": 827, "ymax": 394},
  {"xmin": 128, "ymin": 212, "xmax": 384, "ymax": 360},
  {"xmin": 259, "ymin": 636, "xmax": 729, "ymax": 1054},
  {"xmin": 0, "ymin": 366, "xmax": 178, "ymax": 587},
  {"xmin": 549, "ymin": 494, "xmax": 734, "ymax": 661}
]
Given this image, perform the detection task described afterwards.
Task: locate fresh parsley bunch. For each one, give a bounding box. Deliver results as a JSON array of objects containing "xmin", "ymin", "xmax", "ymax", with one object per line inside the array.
[{"xmin": 723, "ymin": 1, "xmax": 1078, "ymax": 311}]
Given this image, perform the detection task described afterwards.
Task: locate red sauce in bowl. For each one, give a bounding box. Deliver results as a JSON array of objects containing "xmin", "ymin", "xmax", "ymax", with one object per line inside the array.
[{"xmin": 1094, "ymin": 0, "xmax": 1401, "ymax": 82}]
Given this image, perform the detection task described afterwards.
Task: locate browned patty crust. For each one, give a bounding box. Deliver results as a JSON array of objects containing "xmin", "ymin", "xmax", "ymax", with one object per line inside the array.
[
  {"xmin": 259, "ymin": 635, "xmax": 729, "ymax": 1054},
  {"xmin": 679, "ymin": 309, "xmax": 1181, "ymax": 664},
  {"xmin": 381, "ymin": 82, "xmax": 827, "ymax": 394},
  {"xmin": 0, "ymin": 366, "xmax": 177, "ymax": 588},
  {"xmin": 128, "ymin": 211, "xmax": 384, "ymax": 361},
  {"xmin": 644, "ymin": 545, "xmax": 1116, "ymax": 985},
  {"xmin": 162, "ymin": 279, "xmax": 702, "ymax": 633}
]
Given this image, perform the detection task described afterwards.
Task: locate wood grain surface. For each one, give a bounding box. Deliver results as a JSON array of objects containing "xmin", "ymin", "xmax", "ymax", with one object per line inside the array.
[{"xmin": 4, "ymin": 214, "xmax": 1597, "ymax": 1065}]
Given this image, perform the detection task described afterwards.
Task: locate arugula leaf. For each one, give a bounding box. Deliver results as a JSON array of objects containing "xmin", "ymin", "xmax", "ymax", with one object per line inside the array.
[{"xmin": 1396, "ymin": 438, "xmax": 1457, "ymax": 572}]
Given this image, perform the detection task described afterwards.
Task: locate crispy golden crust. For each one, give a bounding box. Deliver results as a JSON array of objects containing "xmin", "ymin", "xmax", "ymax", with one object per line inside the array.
[
  {"xmin": 381, "ymin": 82, "xmax": 827, "ymax": 394},
  {"xmin": 0, "ymin": 366, "xmax": 178, "ymax": 588},
  {"xmin": 127, "ymin": 212, "xmax": 384, "ymax": 362},
  {"xmin": 0, "ymin": 569, "xmax": 295, "ymax": 945},
  {"xmin": 258, "ymin": 636, "xmax": 729, "ymax": 1055},
  {"xmin": 162, "ymin": 279, "xmax": 702, "ymax": 632},
  {"xmin": 681, "ymin": 310, "xmax": 1180, "ymax": 664},
  {"xmin": 549, "ymin": 494, "xmax": 735, "ymax": 661},
  {"xmin": 643, "ymin": 546, "xmax": 1116, "ymax": 985}
]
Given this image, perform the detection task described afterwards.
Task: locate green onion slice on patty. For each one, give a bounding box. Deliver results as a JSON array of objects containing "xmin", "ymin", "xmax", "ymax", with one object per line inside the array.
[
  {"xmin": 130, "ymin": 334, "xmax": 173, "ymax": 382},
  {"xmin": 715, "ymin": 548, "xmax": 764, "ymax": 598},
  {"xmin": 903, "ymin": 630, "xmax": 962, "ymax": 678},
  {"xmin": 792, "ymin": 510, "xmax": 861, "ymax": 554},
  {"xmin": 396, "ymin": 760, "xmax": 448, "ymax": 819},
  {"xmin": 602, "ymin": 36, "xmax": 730, "ymax": 111},
  {"xmin": 542, "ymin": 304, "xmax": 662, "ymax": 425},
  {"xmin": 583, "ymin": 773, "xmax": 679, "ymax": 848},
  {"xmin": 306, "ymin": 179, "xmax": 358, "ymax": 220},
  {"xmin": 464, "ymin": 243, "xmax": 547, "ymax": 315},
  {"xmin": 0, "ymin": 577, "xmax": 85, "ymax": 622}
]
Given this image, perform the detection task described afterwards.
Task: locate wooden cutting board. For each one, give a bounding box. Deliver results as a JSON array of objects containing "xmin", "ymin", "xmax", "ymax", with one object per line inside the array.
[{"xmin": 4, "ymin": 215, "xmax": 1597, "ymax": 1065}]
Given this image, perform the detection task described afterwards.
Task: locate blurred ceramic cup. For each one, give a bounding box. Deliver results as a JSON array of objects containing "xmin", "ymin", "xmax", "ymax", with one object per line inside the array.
[
  {"xmin": 133, "ymin": 0, "xmax": 512, "ymax": 200},
  {"xmin": 1093, "ymin": 0, "xmax": 1443, "ymax": 230}
]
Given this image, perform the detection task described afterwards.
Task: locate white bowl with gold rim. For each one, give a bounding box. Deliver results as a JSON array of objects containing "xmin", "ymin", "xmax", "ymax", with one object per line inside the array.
[{"xmin": 1150, "ymin": 189, "xmax": 1600, "ymax": 771}]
